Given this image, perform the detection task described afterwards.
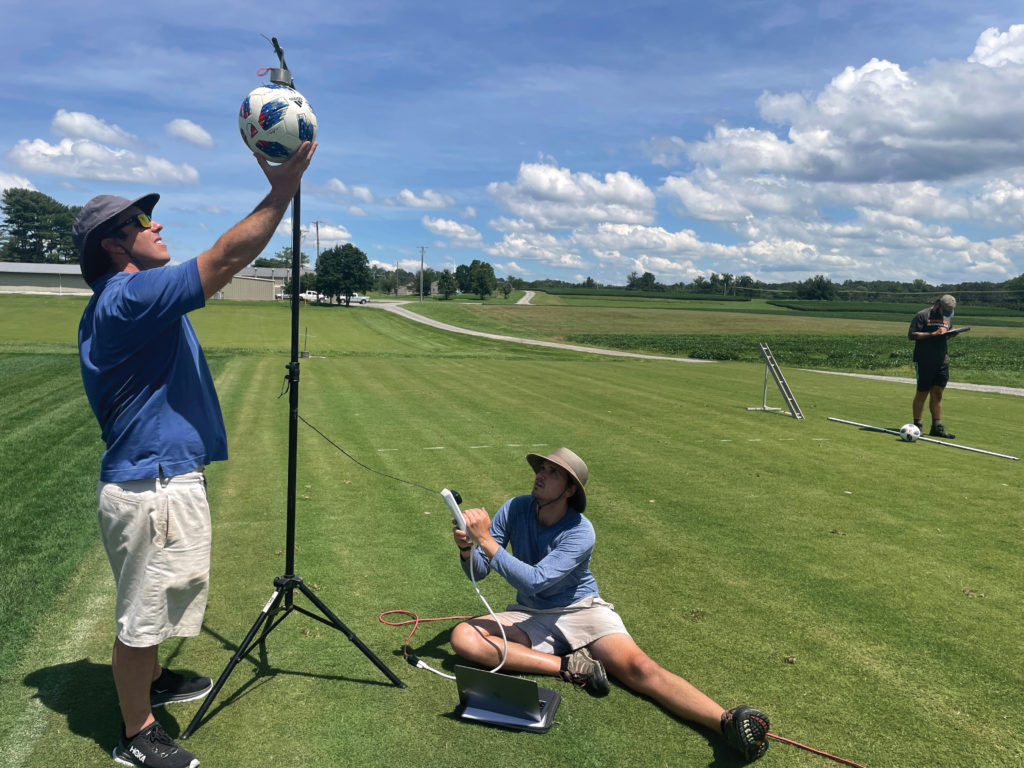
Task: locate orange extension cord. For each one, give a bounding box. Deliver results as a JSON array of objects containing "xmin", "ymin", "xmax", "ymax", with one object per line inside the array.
[{"xmin": 380, "ymin": 610, "xmax": 867, "ymax": 767}]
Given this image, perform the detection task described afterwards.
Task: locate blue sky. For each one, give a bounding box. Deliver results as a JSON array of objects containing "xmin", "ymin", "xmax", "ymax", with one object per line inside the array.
[{"xmin": 3, "ymin": 1, "xmax": 1024, "ymax": 286}]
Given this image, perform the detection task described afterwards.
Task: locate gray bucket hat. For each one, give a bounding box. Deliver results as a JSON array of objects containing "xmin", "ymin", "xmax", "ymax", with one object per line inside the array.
[
  {"xmin": 526, "ymin": 447, "xmax": 588, "ymax": 512},
  {"xmin": 72, "ymin": 193, "xmax": 159, "ymax": 284}
]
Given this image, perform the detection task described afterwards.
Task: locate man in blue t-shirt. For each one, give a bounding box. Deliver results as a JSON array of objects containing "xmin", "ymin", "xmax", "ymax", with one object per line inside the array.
[
  {"xmin": 452, "ymin": 447, "xmax": 771, "ymax": 762},
  {"xmin": 74, "ymin": 142, "xmax": 315, "ymax": 768}
]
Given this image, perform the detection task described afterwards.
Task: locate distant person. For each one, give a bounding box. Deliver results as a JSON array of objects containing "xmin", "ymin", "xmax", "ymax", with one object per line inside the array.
[
  {"xmin": 74, "ymin": 142, "xmax": 316, "ymax": 768},
  {"xmin": 907, "ymin": 294, "xmax": 958, "ymax": 439},
  {"xmin": 451, "ymin": 447, "xmax": 770, "ymax": 762}
]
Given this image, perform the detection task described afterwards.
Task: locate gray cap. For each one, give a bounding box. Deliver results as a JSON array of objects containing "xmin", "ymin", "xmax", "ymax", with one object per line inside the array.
[
  {"xmin": 72, "ymin": 193, "xmax": 159, "ymax": 284},
  {"xmin": 938, "ymin": 294, "xmax": 956, "ymax": 316}
]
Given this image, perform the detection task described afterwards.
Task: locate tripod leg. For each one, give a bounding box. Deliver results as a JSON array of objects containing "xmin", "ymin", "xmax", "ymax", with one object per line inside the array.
[
  {"xmin": 182, "ymin": 586, "xmax": 286, "ymax": 739},
  {"xmin": 296, "ymin": 581, "xmax": 406, "ymax": 688}
]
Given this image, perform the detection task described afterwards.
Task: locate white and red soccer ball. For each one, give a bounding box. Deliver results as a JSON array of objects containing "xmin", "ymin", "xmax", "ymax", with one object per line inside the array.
[
  {"xmin": 239, "ymin": 85, "xmax": 317, "ymax": 163},
  {"xmin": 899, "ymin": 423, "xmax": 921, "ymax": 442}
]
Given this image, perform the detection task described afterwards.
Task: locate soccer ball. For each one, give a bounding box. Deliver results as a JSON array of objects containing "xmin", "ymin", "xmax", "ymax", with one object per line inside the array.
[
  {"xmin": 899, "ymin": 423, "xmax": 921, "ymax": 442},
  {"xmin": 238, "ymin": 85, "xmax": 317, "ymax": 163}
]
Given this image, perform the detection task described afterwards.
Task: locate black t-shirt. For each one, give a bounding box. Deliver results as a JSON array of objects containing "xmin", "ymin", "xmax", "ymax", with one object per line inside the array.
[{"xmin": 908, "ymin": 306, "xmax": 950, "ymax": 366}]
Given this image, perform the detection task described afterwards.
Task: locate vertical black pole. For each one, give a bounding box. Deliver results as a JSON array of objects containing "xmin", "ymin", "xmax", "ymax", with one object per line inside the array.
[{"xmin": 285, "ymin": 188, "xmax": 301, "ymax": 593}]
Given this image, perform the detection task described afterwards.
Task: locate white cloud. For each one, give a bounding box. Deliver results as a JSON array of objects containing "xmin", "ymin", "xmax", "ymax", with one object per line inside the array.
[
  {"xmin": 485, "ymin": 228, "xmax": 585, "ymax": 268},
  {"xmin": 276, "ymin": 219, "xmax": 352, "ymax": 248},
  {"xmin": 51, "ymin": 109, "xmax": 139, "ymax": 147},
  {"xmin": 396, "ymin": 188, "xmax": 454, "ymax": 208},
  {"xmin": 968, "ymin": 23, "xmax": 1024, "ymax": 67},
  {"xmin": 488, "ymin": 163, "xmax": 656, "ymax": 229},
  {"xmin": 351, "ymin": 185, "xmax": 374, "ymax": 203},
  {"xmin": 307, "ymin": 221, "xmax": 352, "ymax": 247},
  {"xmin": 629, "ymin": 25, "xmax": 1024, "ymax": 283},
  {"xmin": 422, "ymin": 216, "xmax": 483, "ymax": 247},
  {"xmin": 6, "ymin": 138, "xmax": 199, "ymax": 184},
  {"xmin": 0, "ymin": 172, "xmax": 35, "ymax": 193},
  {"xmin": 166, "ymin": 118, "xmax": 214, "ymax": 148}
]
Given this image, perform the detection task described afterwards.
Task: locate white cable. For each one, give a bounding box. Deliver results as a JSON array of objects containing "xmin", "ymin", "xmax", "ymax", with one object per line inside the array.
[{"xmin": 467, "ymin": 543, "xmax": 508, "ymax": 673}]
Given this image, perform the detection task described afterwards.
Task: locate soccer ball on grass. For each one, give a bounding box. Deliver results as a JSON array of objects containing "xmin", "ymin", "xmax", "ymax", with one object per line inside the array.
[
  {"xmin": 239, "ymin": 85, "xmax": 317, "ymax": 163},
  {"xmin": 899, "ymin": 423, "xmax": 921, "ymax": 442}
]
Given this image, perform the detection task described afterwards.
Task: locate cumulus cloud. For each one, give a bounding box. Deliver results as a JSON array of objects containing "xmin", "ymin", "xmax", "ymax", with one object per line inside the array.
[
  {"xmin": 307, "ymin": 221, "xmax": 352, "ymax": 247},
  {"xmin": 0, "ymin": 172, "xmax": 35, "ymax": 193},
  {"xmin": 422, "ymin": 216, "xmax": 483, "ymax": 247},
  {"xmin": 637, "ymin": 24, "xmax": 1024, "ymax": 282},
  {"xmin": 351, "ymin": 185, "xmax": 374, "ymax": 203},
  {"xmin": 51, "ymin": 109, "xmax": 138, "ymax": 147},
  {"xmin": 396, "ymin": 188, "xmax": 454, "ymax": 208},
  {"xmin": 166, "ymin": 118, "xmax": 214, "ymax": 148},
  {"xmin": 969, "ymin": 23, "xmax": 1024, "ymax": 67},
  {"xmin": 488, "ymin": 163, "xmax": 656, "ymax": 229},
  {"xmin": 7, "ymin": 138, "xmax": 199, "ymax": 184},
  {"xmin": 485, "ymin": 227, "xmax": 585, "ymax": 269}
]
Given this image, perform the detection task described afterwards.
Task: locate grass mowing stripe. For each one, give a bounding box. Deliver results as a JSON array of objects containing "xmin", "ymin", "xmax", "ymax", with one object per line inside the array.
[{"xmin": 0, "ymin": 355, "xmax": 103, "ymax": 678}]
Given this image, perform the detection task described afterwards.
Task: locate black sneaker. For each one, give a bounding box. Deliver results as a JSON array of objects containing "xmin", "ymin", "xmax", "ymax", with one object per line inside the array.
[
  {"xmin": 150, "ymin": 668, "xmax": 213, "ymax": 708},
  {"xmin": 558, "ymin": 647, "xmax": 610, "ymax": 696},
  {"xmin": 113, "ymin": 721, "xmax": 199, "ymax": 768},
  {"xmin": 929, "ymin": 424, "xmax": 956, "ymax": 439},
  {"xmin": 721, "ymin": 705, "xmax": 770, "ymax": 762}
]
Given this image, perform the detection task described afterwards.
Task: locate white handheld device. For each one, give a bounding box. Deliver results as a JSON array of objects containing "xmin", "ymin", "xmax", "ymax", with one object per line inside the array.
[{"xmin": 442, "ymin": 488, "xmax": 470, "ymax": 541}]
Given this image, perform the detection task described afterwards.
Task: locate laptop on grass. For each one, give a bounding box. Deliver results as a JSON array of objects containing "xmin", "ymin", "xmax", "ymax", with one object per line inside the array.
[{"xmin": 454, "ymin": 665, "xmax": 561, "ymax": 733}]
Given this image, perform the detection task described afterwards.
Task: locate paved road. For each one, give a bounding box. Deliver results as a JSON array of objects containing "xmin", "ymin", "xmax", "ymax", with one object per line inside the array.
[{"xmin": 373, "ymin": 300, "xmax": 711, "ymax": 363}]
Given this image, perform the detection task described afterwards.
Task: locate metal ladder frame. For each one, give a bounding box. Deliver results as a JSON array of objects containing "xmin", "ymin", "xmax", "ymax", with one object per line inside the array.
[{"xmin": 747, "ymin": 342, "xmax": 804, "ymax": 419}]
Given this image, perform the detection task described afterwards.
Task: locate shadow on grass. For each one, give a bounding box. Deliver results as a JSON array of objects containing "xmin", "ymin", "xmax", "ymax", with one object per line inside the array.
[
  {"xmin": 22, "ymin": 657, "xmax": 193, "ymax": 758},
  {"xmin": 188, "ymin": 618, "xmax": 405, "ymax": 732}
]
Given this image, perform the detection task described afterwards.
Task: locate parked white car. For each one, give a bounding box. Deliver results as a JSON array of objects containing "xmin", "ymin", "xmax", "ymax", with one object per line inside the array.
[
  {"xmin": 346, "ymin": 293, "xmax": 369, "ymax": 304},
  {"xmin": 299, "ymin": 291, "xmax": 323, "ymax": 303}
]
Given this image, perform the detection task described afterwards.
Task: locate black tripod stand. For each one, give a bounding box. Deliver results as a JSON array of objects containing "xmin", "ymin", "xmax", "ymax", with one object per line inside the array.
[{"xmin": 182, "ymin": 44, "xmax": 405, "ymax": 741}]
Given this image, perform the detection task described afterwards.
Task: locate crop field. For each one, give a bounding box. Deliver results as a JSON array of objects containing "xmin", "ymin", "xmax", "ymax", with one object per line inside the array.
[{"xmin": 1, "ymin": 293, "xmax": 1022, "ymax": 768}]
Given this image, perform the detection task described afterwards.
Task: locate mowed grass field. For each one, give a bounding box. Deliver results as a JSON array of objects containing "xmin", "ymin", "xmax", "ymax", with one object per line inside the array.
[{"xmin": 1, "ymin": 294, "xmax": 1022, "ymax": 768}]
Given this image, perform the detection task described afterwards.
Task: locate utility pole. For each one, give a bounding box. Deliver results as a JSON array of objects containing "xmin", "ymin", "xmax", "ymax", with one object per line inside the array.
[
  {"xmin": 311, "ymin": 220, "xmax": 322, "ymax": 261},
  {"xmin": 419, "ymin": 246, "xmax": 427, "ymax": 302}
]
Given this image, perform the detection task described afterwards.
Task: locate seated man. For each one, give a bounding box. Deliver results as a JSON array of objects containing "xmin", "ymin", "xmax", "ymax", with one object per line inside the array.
[{"xmin": 451, "ymin": 447, "xmax": 770, "ymax": 762}]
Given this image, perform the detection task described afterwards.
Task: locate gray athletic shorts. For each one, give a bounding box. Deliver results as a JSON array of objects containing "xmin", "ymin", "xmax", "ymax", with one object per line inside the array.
[
  {"xmin": 97, "ymin": 468, "xmax": 211, "ymax": 647},
  {"xmin": 495, "ymin": 596, "xmax": 630, "ymax": 655}
]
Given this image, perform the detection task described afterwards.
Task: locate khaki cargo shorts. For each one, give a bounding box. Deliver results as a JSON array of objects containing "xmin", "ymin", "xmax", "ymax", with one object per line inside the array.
[{"xmin": 97, "ymin": 469, "xmax": 211, "ymax": 647}]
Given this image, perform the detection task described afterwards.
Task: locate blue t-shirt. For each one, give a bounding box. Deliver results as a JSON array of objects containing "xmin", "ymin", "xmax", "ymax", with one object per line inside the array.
[
  {"xmin": 78, "ymin": 259, "xmax": 227, "ymax": 482},
  {"xmin": 463, "ymin": 494, "xmax": 600, "ymax": 609}
]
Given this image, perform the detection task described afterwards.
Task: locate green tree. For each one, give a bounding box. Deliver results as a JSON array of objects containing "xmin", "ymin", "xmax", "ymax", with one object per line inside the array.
[
  {"xmin": 254, "ymin": 246, "xmax": 309, "ymax": 268},
  {"xmin": 467, "ymin": 259, "xmax": 497, "ymax": 299},
  {"xmin": 797, "ymin": 274, "xmax": 838, "ymax": 300},
  {"xmin": 454, "ymin": 263, "xmax": 472, "ymax": 293},
  {"xmin": 438, "ymin": 269, "xmax": 458, "ymax": 299},
  {"xmin": 316, "ymin": 243, "xmax": 371, "ymax": 304},
  {"xmin": 0, "ymin": 188, "xmax": 80, "ymax": 264},
  {"xmin": 627, "ymin": 271, "xmax": 657, "ymax": 291}
]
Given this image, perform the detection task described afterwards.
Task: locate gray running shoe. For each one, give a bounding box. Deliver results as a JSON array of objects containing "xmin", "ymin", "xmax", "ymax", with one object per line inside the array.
[{"xmin": 558, "ymin": 647, "xmax": 610, "ymax": 696}]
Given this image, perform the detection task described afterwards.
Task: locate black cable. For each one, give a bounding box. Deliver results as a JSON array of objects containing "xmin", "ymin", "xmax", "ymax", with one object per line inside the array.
[{"xmin": 297, "ymin": 414, "xmax": 441, "ymax": 495}]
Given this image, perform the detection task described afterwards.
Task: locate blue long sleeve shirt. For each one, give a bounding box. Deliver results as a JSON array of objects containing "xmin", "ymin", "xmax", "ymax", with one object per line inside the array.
[{"xmin": 462, "ymin": 494, "xmax": 600, "ymax": 609}]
